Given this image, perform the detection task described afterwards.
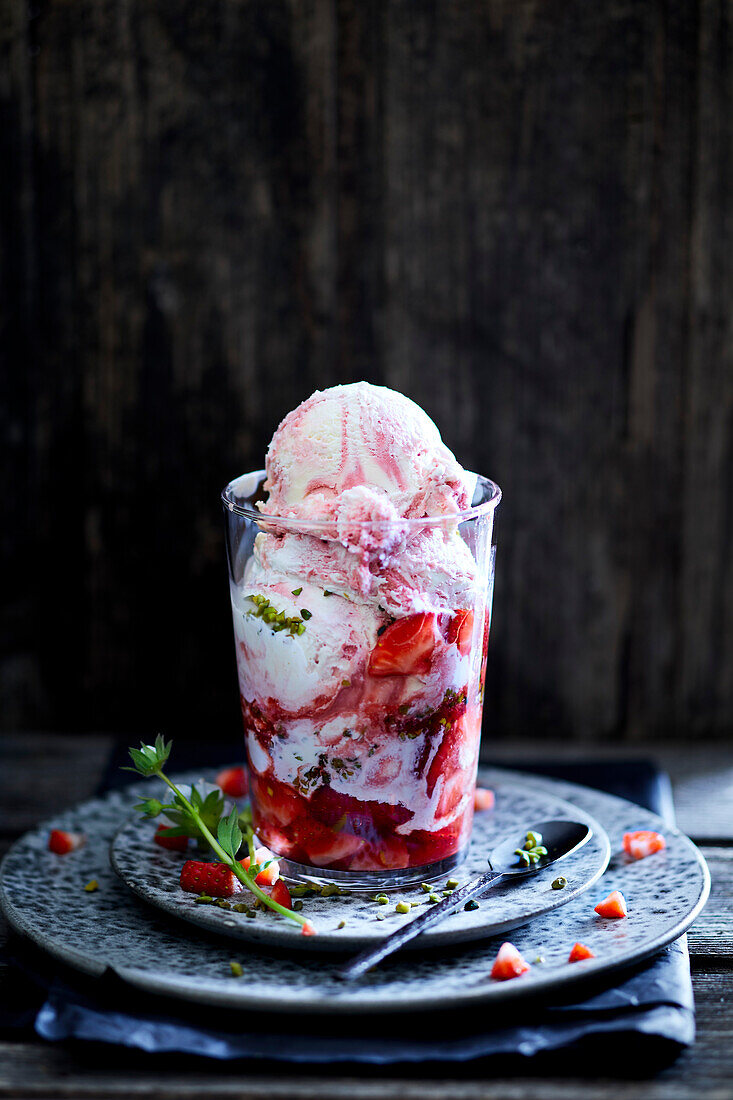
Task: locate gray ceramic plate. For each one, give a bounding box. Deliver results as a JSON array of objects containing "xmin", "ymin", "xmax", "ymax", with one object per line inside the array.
[
  {"xmin": 109, "ymin": 773, "xmax": 610, "ymax": 951},
  {"xmin": 0, "ymin": 768, "xmax": 710, "ymax": 1015}
]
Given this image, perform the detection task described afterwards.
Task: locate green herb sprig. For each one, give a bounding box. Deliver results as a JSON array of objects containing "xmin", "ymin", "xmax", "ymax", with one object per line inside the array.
[{"xmin": 124, "ymin": 736, "xmax": 310, "ymax": 932}]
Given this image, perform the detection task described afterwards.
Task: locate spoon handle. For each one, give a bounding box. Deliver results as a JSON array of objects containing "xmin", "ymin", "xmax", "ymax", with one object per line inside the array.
[{"xmin": 336, "ymin": 869, "xmax": 505, "ymax": 982}]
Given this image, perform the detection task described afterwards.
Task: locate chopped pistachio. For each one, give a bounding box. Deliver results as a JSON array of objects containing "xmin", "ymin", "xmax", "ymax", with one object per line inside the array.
[
  {"xmin": 337, "ymin": 920, "xmax": 346, "ymax": 929},
  {"xmin": 230, "ymin": 961, "xmax": 244, "ymax": 977},
  {"xmin": 375, "ymin": 894, "xmax": 389, "ymax": 905},
  {"xmin": 551, "ymin": 876, "xmax": 568, "ymax": 890},
  {"xmin": 464, "ymin": 899, "xmax": 480, "ymax": 911},
  {"xmin": 291, "ymin": 587, "xmax": 303, "ymax": 596},
  {"xmin": 446, "ymin": 878, "xmax": 459, "ymax": 889},
  {"xmin": 293, "ymin": 900, "xmax": 304, "ymax": 911},
  {"xmin": 395, "ymin": 901, "xmax": 411, "ymax": 914},
  {"xmin": 84, "ymin": 880, "xmax": 99, "ymax": 893},
  {"xmin": 320, "ymin": 883, "xmax": 339, "ymax": 898}
]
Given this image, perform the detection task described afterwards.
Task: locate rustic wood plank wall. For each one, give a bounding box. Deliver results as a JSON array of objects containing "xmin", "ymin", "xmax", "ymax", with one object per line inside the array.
[{"xmin": 1, "ymin": 1, "xmax": 731, "ymax": 742}]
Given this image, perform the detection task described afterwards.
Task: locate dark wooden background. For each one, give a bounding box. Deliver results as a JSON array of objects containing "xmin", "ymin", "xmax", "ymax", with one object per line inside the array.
[{"xmin": 1, "ymin": 1, "xmax": 731, "ymax": 744}]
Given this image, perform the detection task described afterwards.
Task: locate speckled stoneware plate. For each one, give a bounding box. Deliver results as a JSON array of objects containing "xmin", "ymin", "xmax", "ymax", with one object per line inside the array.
[
  {"xmin": 109, "ymin": 773, "xmax": 610, "ymax": 952},
  {"xmin": 0, "ymin": 768, "xmax": 709, "ymax": 1015}
]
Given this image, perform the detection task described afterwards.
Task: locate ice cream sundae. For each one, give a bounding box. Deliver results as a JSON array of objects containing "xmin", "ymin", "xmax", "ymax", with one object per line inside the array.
[{"xmin": 222, "ymin": 383, "xmax": 500, "ymax": 885}]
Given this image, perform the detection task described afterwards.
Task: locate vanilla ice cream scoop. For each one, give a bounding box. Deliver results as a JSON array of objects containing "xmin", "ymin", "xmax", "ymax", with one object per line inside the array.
[{"xmin": 262, "ymin": 382, "xmax": 475, "ymax": 523}]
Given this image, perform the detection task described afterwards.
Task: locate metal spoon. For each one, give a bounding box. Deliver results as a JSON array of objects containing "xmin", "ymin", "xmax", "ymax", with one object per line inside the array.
[{"xmin": 336, "ymin": 819, "xmax": 591, "ymax": 982}]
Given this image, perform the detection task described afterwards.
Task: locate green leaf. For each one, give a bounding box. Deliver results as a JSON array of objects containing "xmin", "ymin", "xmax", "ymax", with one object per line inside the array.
[
  {"xmin": 154, "ymin": 733, "xmax": 171, "ymax": 766},
  {"xmin": 217, "ymin": 806, "xmax": 243, "ymax": 860}
]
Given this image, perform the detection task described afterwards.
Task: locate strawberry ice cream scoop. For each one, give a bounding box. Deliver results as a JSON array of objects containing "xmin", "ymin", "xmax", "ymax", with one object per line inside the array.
[{"xmin": 262, "ymin": 382, "xmax": 475, "ymax": 524}]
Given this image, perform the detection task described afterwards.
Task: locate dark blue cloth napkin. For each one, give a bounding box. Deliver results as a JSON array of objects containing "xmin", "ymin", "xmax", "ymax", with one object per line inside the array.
[{"xmin": 1, "ymin": 747, "xmax": 693, "ymax": 1069}]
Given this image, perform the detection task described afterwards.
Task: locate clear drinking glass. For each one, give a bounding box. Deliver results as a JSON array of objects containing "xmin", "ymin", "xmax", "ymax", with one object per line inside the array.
[{"xmin": 222, "ymin": 471, "xmax": 501, "ymax": 890}]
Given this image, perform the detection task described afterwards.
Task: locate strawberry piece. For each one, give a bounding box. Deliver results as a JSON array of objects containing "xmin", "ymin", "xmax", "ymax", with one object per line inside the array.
[
  {"xmin": 623, "ymin": 830, "xmax": 666, "ymax": 860},
  {"xmin": 368, "ymin": 613, "xmax": 437, "ymax": 676},
  {"xmin": 426, "ymin": 715, "xmax": 470, "ymax": 817},
  {"xmin": 474, "ymin": 787, "xmax": 495, "ymax": 811},
  {"xmin": 154, "ymin": 825, "xmax": 188, "ymax": 852},
  {"xmin": 568, "ymin": 942, "xmax": 595, "ymax": 962},
  {"xmin": 447, "ymin": 609, "xmax": 474, "ymax": 656},
  {"xmin": 491, "ymin": 942, "xmax": 531, "ymax": 981},
  {"xmin": 268, "ymin": 878, "xmax": 292, "ymax": 910},
  {"xmin": 180, "ymin": 860, "xmax": 243, "ymax": 898},
  {"xmin": 253, "ymin": 774, "xmax": 301, "ymax": 827},
  {"xmin": 301, "ymin": 921, "xmax": 316, "ymax": 936},
  {"xmin": 240, "ymin": 846, "xmax": 280, "ymax": 885},
  {"xmin": 594, "ymin": 889, "xmax": 628, "ymax": 919},
  {"xmin": 303, "ymin": 830, "xmax": 367, "ymax": 868},
  {"xmin": 216, "ymin": 765, "xmax": 249, "ymax": 798},
  {"xmin": 48, "ymin": 829, "xmax": 85, "ymax": 855}
]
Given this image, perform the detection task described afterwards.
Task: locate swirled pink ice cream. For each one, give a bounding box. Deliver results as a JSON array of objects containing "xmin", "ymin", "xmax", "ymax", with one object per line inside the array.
[{"xmin": 229, "ymin": 382, "xmax": 496, "ymax": 878}]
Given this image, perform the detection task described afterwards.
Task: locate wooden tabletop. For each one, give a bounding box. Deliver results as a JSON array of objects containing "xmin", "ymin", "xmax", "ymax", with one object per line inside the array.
[{"xmin": 1, "ymin": 734, "xmax": 731, "ymax": 1099}]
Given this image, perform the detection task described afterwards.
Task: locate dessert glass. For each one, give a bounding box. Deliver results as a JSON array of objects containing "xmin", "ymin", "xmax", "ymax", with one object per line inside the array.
[{"xmin": 222, "ymin": 471, "xmax": 501, "ymax": 889}]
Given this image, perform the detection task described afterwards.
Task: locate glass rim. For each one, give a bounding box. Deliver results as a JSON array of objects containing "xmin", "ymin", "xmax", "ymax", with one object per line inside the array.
[{"xmin": 221, "ymin": 469, "xmax": 501, "ymax": 530}]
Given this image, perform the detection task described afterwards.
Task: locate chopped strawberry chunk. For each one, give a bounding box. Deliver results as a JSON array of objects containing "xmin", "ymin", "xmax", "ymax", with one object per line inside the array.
[
  {"xmin": 426, "ymin": 714, "xmax": 470, "ymax": 817},
  {"xmin": 48, "ymin": 829, "xmax": 85, "ymax": 855},
  {"xmin": 240, "ymin": 846, "xmax": 280, "ymax": 885},
  {"xmin": 216, "ymin": 765, "xmax": 249, "ymax": 798},
  {"xmin": 623, "ymin": 830, "xmax": 666, "ymax": 860},
  {"xmin": 368, "ymin": 613, "xmax": 437, "ymax": 676},
  {"xmin": 268, "ymin": 878, "xmax": 292, "ymax": 910},
  {"xmin": 301, "ymin": 921, "xmax": 317, "ymax": 936},
  {"xmin": 153, "ymin": 824, "xmax": 189, "ymax": 851},
  {"xmin": 303, "ymin": 831, "xmax": 367, "ymax": 867},
  {"xmin": 180, "ymin": 860, "xmax": 243, "ymax": 898},
  {"xmin": 451, "ymin": 609, "xmax": 475, "ymax": 656},
  {"xmin": 474, "ymin": 787, "xmax": 495, "ymax": 811},
  {"xmin": 594, "ymin": 889, "xmax": 628, "ymax": 919},
  {"xmin": 568, "ymin": 942, "xmax": 595, "ymax": 962},
  {"xmin": 491, "ymin": 942, "xmax": 531, "ymax": 981}
]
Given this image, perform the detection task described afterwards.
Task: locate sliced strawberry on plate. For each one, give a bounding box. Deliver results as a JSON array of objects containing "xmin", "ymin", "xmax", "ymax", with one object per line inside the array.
[
  {"xmin": 153, "ymin": 824, "xmax": 188, "ymax": 852},
  {"xmin": 473, "ymin": 787, "xmax": 495, "ymax": 811},
  {"xmin": 568, "ymin": 942, "xmax": 595, "ymax": 962},
  {"xmin": 491, "ymin": 942, "xmax": 531, "ymax": 981},
  {"xmin": 594, "ymin": 889, "xmax": 627, "ymax": 919},
  {"xmin": 368, "ymin": 612, "xmax": 437, "ymax": 676},
  {"xmin": 180, "ymin": 860, "xmax": 243, "ymax": 898},
  {"xmin": 216, "ymin": 765, "xmax": 249, "ymax": 798},
  {"xmin": 48, "ymin": 829, "xmax": 85, "ymax": 855},
  {"xmin": 623, "ymin": 830, "xmax": 666, "ymax": 860},
  {"xmin": 267, "ymin": 878, "xmax": 292, "ymax": 910},
  {"xmin": 240, "ymin": 846, "xmax": 280, "ymax": 885}
]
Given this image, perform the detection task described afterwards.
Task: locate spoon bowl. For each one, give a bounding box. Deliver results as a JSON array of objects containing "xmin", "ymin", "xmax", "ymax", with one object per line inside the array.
[{"xmin": 489, "ymin": 819, "xmax": 592, "ymax": 876}]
